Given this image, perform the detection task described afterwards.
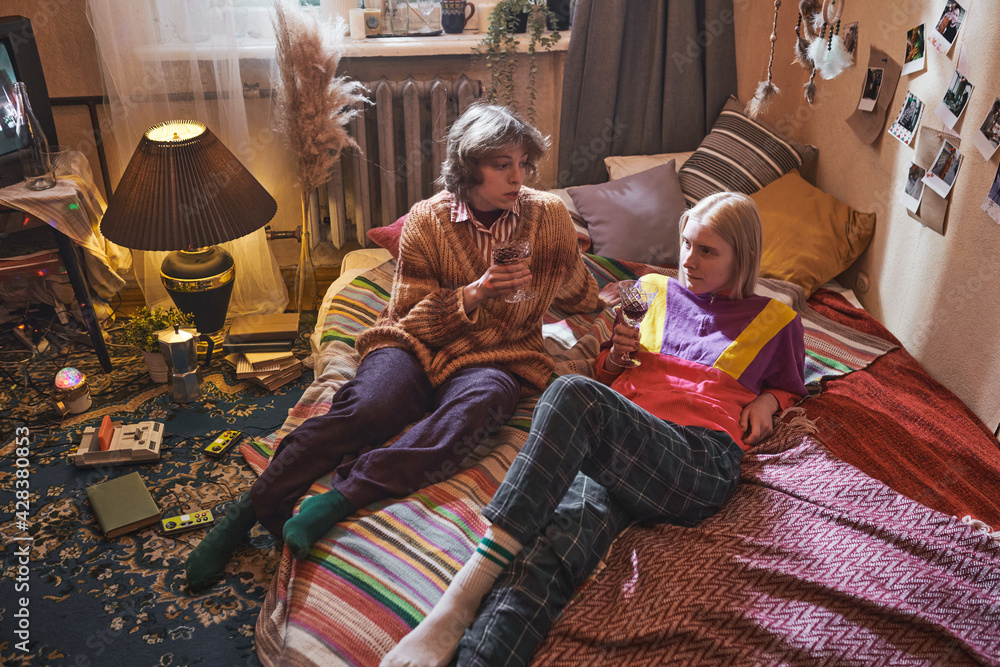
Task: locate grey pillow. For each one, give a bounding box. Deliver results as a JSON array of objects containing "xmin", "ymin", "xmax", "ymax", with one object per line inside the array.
[{"xmin": 566, "ymin": 161, "xmax": 684, "ymax": 266}]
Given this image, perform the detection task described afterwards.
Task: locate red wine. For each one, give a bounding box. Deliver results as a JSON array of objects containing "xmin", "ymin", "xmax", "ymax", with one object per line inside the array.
[
  {"xmin": 622, "ymin": 303, "xmax": 649, "ymax": 321},
  {"xmin": 492, "ymin": 244, "xmax": 524, "ymax": 265}
]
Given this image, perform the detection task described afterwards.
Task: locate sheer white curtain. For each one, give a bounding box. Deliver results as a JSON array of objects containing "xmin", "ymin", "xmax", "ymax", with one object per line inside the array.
[{"xmin": 86, "ymin": 0, "xmax": 288, "ymax": 316}]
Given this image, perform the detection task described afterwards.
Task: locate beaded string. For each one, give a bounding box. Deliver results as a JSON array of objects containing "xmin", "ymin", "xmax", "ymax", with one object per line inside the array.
[
  {"xmin": 747, "ymin": 0, "xmax": 783, "ymax": 118},
  {"xmin": 765, "ymin": 0, "xmax": 781, "ymax": 87}
]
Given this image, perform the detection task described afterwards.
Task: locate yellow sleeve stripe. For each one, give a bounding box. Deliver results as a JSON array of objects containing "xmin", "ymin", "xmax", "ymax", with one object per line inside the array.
[
  {"xmin": 714, "ymin": 299, "xmax": 796, "ymax": 380},
  {"xmin": 637, "ymin": 274, "xmax": 670, "ymax": 354}
]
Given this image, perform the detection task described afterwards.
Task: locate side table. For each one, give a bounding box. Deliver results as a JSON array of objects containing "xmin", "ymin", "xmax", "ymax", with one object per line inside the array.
[{"xmin": 0, "ymin": 205, "xmax": 113, "ymax": 372}]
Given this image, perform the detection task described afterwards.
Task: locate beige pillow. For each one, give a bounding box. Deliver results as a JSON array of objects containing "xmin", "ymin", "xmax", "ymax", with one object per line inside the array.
[
  {"xmin": 752, "ymin": 170, "xmax": 876, "ymax": 297},
  {"xmin": 604, "ymin": 151, "xmax": 695, "ymax": 180}
]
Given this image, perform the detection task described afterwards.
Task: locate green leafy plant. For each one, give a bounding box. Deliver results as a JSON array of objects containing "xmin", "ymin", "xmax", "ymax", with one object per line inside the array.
[
  {"xmin": 122, "ymin": 307, "xmax": 193, "ymax": 353},
  {"xmin": 473, "ymin": 0, "xmax": 561, "ymax": 124}
]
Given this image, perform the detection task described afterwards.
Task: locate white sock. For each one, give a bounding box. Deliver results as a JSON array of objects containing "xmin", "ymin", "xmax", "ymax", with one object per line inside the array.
[{"xmin": 380, "ymin": 527, "xmax": 522, "ymax": 667}]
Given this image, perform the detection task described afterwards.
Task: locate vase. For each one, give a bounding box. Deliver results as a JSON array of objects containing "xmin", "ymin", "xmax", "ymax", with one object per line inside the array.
[
  {"xmin": 142, "ymin": 350, "xmax": 169, "ymax": 383},
  {"xmin": 12, "ymin": 81, "xmax": 56, "ymax": 191}
]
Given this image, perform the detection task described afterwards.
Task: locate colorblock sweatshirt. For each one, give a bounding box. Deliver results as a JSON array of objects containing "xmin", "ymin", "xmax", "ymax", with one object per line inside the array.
[
  {"xmin": 595, "ymin": 275, "xmax": 807, "ymax": 449},
  {"xmin": 356, "ymin": 188, "xmax": 602, "ymax": 395}
]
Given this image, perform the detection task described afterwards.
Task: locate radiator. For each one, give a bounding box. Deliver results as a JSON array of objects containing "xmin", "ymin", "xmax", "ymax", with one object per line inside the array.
[{"xmin": 318, "ymin": 75, "xmax": 483, "ymax": 249}]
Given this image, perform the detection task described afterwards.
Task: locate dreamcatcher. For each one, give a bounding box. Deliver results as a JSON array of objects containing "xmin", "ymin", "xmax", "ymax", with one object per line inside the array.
[
  {"xmin": 747, "ymin": 0, "xmax": 854, "ymax": 118},
  {"xmin": 794, "ymin": 0, "xmax": 853, "ymax": 102}
]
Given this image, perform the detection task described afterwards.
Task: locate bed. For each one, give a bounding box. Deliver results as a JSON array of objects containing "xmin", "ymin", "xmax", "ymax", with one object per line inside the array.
[{"xmin": 241, "ymin": 98, "xmax": 1000, "ymax": 665}]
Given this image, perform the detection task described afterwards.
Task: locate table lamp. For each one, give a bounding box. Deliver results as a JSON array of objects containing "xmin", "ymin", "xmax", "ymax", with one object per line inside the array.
[{"xmin": 101, "ymin": 120, "xmax": 277, "ymax": 344}]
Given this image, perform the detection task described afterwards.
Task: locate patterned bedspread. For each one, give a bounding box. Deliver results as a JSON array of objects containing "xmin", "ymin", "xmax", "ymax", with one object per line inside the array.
[{"xmin": 243, "ymin": 256, "xmax": 1000, "ymax": 666}]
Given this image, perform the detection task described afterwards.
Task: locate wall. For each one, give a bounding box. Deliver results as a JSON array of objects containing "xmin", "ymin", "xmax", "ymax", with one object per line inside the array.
[{"xmin": 734, "ymin": 1, "xmax": 1000, "ymax": 431}]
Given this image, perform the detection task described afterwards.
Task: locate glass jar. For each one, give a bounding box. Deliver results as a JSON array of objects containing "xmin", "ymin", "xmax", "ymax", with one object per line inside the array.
[{"xmin": 12, "ymin": 81, "xmax": 56, "ymax": 191}]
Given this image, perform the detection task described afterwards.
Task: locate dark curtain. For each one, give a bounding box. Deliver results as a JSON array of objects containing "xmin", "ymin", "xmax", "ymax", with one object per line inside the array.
[{"xmin": 557, "ymin": 0, "xmax": 737, "ymax": 187}]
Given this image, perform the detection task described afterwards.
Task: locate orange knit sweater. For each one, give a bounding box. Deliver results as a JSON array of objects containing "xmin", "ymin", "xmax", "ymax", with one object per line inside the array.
[{"xmin": 356, "ymin": 188, "xmax": 602, "ymax": 395}]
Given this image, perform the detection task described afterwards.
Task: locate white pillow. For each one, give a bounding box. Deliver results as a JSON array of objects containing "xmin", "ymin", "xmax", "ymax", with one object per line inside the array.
[{"xmin": 604, "ymin": 151, "xmax": 696, "ymax": 180}]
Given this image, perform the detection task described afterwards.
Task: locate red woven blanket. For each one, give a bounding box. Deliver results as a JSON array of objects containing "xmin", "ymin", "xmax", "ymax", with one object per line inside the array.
[{"xmin": 805, "ymin": 289, "xmax": 1000, "ymax": 529}]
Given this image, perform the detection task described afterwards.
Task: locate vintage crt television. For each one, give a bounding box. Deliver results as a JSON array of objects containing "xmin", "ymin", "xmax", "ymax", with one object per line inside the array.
[{"xmin": 0, "ymin": 15, "xmax": 58, "ymax": 189}]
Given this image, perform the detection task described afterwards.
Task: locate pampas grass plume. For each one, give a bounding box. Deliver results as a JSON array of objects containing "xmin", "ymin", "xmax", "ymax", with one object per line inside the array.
[{"xmin": 272, "ymin": 0, "xmax": 369, "ymax": 195}]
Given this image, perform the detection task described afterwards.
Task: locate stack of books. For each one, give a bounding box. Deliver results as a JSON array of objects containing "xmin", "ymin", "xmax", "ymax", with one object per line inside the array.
[
  {"xmin": 226, "ymin": 350, "xmax": 303, "ymax": 391},
  {"xmin": 222, "ymin": 313, "xmax": 299, "ymax": 355},
  {"xmin": 222, "ymin": 313, "xmax": 303, "ymax": 391}
]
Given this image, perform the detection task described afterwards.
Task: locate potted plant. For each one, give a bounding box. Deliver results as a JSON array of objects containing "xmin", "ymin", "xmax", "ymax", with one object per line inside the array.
[
  {"xmin": 474, "ymin": 0, "xmax": 562, "ymax": 124},
  {"xmin": 122, "ymin": 306, "xmax": 193, "ymax": 382}
]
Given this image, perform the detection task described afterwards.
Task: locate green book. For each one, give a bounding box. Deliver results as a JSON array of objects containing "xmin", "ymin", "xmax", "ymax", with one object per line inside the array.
[{"xmin": 86, "ymin": 472, "xmax": 162, "ymax": 538}]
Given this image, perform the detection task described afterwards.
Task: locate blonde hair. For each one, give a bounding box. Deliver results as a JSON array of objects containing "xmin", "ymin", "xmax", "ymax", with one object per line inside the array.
[
  {"xmin": 678, "ymin": 192, "xmax": 762, "ymax": 300},
  {"xmin": 437, "ymin": 102, "xmax": 550, "ymax": 202}
]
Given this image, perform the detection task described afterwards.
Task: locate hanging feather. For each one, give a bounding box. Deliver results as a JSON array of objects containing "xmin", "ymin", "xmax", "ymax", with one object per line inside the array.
[
  {"xmin": 748, "ymin": 0, "xmax": 783, "ymax": 119},
  {"xmin": 818, "ymin": 34, "xmax": 853, "ymax": 78},
  {"xmin": 806, "ymin": 29, "xmax": 827, "ymax": 71},
  {"xmin": 804, "ymin": 68, "xmax": 818, "ymax": 104},
  {"xmin": 748, "ymin": 80, "xmax": 781, "ymax": 118},
  {"xmin": 798, "ymin": 0, "xmax": 822, "ymax": 38},
  {"xmin": 810, "ymin": 11, "xmax": 826, "ymax": 34},
  {"xmin": 793, "ymin": 34, "xmax": 812, "ymax": 68}
]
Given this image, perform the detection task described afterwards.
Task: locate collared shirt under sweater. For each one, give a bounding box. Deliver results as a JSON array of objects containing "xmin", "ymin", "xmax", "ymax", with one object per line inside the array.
[{"xmin": 356, "ymin": 187, "xmax": 602, "ymax": 395}]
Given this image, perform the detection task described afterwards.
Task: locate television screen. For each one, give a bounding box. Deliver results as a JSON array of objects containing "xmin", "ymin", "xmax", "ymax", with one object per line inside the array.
[
  {"xmin": 0, "ymin": 16, "xmax": 57, "ymax": 189},
  {"xmin": 0, "ymin": 41, "xmax": 19, "ymax": 157}
]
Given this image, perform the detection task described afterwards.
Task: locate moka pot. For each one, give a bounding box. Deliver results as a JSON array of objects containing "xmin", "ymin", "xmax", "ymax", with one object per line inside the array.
[{"xmin": 158, "ymin": 325, "xmax": 214, "ymax": 403}]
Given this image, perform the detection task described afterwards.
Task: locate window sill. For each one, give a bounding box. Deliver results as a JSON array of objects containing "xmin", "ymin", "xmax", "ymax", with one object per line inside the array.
[
  {"xmin": 138, "ymin": 29, "xmax": 570, "ymax": 61},
  {"xmin": 339, "ymin": 30, "xmax": 570, "ymax": 58}
]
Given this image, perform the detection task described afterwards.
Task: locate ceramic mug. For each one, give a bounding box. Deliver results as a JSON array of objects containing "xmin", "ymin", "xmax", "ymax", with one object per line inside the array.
[{"xmin": 441, "ymin": 0, "xmax": 475, "ymax": 33}]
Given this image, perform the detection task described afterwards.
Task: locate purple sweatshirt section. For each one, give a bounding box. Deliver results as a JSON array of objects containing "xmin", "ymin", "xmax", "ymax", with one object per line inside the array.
[{"xmin": 661, "ymin": 279, "xmax": 808, "ymax": 397}]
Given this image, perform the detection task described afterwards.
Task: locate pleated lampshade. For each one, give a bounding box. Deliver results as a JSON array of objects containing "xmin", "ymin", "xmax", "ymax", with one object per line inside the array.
[
  {"xmin": 101, "ymin": 120, "xmax": 276, "ymax": 250},
  {"xmin": 102, "ymin": 121, "xmax": 278, "ymax": 341}
]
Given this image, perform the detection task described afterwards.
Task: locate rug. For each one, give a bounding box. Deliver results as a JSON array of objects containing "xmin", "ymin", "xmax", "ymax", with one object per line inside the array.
[{"xmin": 0, "ymin": 311, "xmax": 315, "ymax": 667}]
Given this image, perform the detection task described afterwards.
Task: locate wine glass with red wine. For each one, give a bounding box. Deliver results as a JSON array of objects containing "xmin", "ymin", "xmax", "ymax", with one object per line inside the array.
[
  {"xmin": 615, "ymin": 279, "xmax": 659, "ymax": 367},
  {"xmin": 491, "ymin": 239, "xmax": 536, "ymax": 303}
]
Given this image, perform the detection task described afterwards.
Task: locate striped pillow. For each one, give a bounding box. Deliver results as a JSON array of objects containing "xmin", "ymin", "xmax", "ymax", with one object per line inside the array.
[{"xmin": 678, "ymin": 96, "xmax": 818, "ymax": 207}]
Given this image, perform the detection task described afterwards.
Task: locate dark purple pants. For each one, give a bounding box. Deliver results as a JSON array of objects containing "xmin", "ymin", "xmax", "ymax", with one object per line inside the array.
[{"xmin": 251, "ymin": 347, "xmax": 521, "ymax": 538}]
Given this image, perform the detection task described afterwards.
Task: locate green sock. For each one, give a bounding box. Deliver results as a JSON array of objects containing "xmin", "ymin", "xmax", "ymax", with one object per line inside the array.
[
  {"xmin": 282, "ymin": 489, "xmax": 355, "ymax": 559},
  {"xmin": 185, "ymin": 492, "xmax": 257, "ymax": 593}
]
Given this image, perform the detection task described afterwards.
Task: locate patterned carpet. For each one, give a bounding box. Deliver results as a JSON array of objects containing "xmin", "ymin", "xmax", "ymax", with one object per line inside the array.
[{"xmin": 0, "ymin": 310, "xmax": 315, "ymax": 666}]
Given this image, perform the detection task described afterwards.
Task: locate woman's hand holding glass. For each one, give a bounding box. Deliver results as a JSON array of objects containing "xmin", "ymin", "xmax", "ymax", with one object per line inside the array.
[
  {"xmin": 463, "ymin": 261, "xmax": 531, "ymax": 313},
  {"xmin": 608, "ymin": 320, "xmax": 641, "ymax": 369}
]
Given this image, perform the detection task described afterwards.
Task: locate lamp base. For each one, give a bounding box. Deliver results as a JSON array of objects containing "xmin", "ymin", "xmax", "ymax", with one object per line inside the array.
[{"xmin": 160, "ymin": 246, "xmax": 235, "ymax": 339}]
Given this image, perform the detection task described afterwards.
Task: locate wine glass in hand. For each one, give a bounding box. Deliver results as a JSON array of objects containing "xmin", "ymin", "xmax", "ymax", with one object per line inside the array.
[
  {"xmin": 491, "ymin": 239, "xmax": 536, "ymax": 303},
  {"xmin": 615, "ymin": 280, "xmax": 658, "ymax": 367},
  {"xmin": 415, "ymin": 0, "xmax": 438, "ymax": 32}
]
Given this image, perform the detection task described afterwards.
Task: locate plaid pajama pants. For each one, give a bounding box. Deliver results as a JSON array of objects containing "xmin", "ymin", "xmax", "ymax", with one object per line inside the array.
[{"xmin": 455, "ymin": 373, "xmax": 744, "ymax": 666}]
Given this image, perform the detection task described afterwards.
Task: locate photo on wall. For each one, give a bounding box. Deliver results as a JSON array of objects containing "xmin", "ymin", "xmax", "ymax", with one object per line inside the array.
[
  {"xmin": 929, "ymin": 0, "xmax": 967, "ymax": 53},
  {"xmin": 901, "ymin": 162, "xmax": 926, "ymax": 213},
  {"xmin": 858, "ymin": 67, "xmax": 884, "ymax": 112},
  {"xmin": 902, "ymin": 24, "xmax": 925, "ymax": 75},
  {"xmin": 935, "ymin": 69, "xmax": 974, "ymax": 129},
  {"xmin": 973, "ymin": 96, "xmax": 1000, "ymax": 160},
  {"xmin": 982, "ymin": 160, "xmax": 1000, "ymax": 224},
  {"xmin": 923, "ymin": 139, "xmax": 963, "ymax": 197},
  {"xmin": 888, "ymin": 91, "xmax": 924, "ymax": 145}
]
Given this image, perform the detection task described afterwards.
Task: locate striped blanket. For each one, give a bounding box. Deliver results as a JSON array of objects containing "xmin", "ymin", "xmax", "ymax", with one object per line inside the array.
[{"xmin": 244, "ymin": 256, "xmax": 904, "ymax": 666}]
